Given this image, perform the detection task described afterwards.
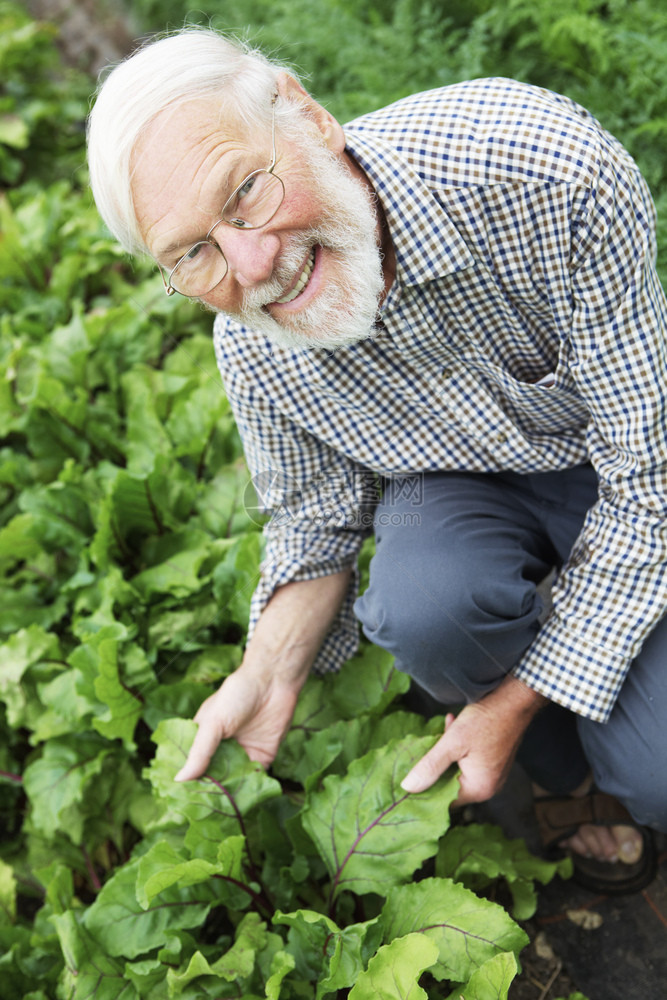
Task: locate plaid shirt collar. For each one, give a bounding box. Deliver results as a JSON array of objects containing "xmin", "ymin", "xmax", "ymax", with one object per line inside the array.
[{"xmin": 344, "ymin": 128, "xmax": 475, "ymax": 293}]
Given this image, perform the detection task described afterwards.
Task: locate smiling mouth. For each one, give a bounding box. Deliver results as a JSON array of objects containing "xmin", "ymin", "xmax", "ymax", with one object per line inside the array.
[{"xmin": 274, "ymin": 247, "xmax": 316, "ymax": 304}]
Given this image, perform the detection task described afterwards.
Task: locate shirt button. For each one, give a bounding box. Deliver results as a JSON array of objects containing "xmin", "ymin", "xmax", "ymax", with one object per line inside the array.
[{"xmin": 442, "ymin": 367, "xmax": 453, "ymax": 378}]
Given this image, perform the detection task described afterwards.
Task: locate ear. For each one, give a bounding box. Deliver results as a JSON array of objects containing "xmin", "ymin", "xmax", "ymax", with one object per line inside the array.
[{"xmin": 275, "ymin": 71, "xmax": 346, "ymax": 153}]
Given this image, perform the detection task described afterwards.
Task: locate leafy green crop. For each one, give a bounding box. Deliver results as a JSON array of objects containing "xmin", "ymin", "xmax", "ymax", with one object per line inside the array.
[
  {"xmin": 0, "ymin": 0, "xmax": 92, "ymax": 187},
  {"xmin": 3, "ymin": 644, "xmax": 574, "ymax": 999},
  {"xmin": 10, "ymin": 0, "xmax": 667, "ymax": 996}
]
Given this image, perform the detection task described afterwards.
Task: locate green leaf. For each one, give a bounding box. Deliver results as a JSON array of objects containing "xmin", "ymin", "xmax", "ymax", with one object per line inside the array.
[
  {"xmin": 330, "ymin": 645, "xmax": 410, "ymax": 718},
  {"xmin": 32, "ymin": 668, "xmax": 96, "ymax": 742},
  {"xmin": 123, "ymin": 954, "xmax": 168, "ymax": 996},
  {"xmin": 51, "ymin": 911, "xmax": 140, "ymax": 1000},
  {"xmin": 301, "ymin": 735, "xmax": 458, "ymax": 901},
  {"xmin": 0, "ymin": 575, "xmax": 69, "ymax": 636},
  {"xmin": 136, "ymin": 840, "xmax": 220, "ymax": 908},
  {"xmin": 196, "ymin": 461, "xmax": 254, "ymax": 538},
  {"xmin": 135, "ymin": 836, "xmax": 248, "ymax": 909},
  {"xmin": 276, "ymin": 710, "xmax": 441, "ymax": 794},
  {"xmin": 23, "ymin": 735, "xmax": 110, "ymax": 842},
  {"xmin": 0, "ymin": 922, "xmax": 61, "ymax": 1000},
  {"xmin": 0, "ymin": 624, "xmax": 61, "ymax": 727},
  {"xmin": 165, "ymin": 912, "xmax": 268, "ymax": 995},
  {"xmin": 0, "ymin": 114, "xmax": 29, "ymax": 148},
  {"xmin": 265, "ymin": 948, "xmax": 296, "ymax": 1000},
  {"xmin": 274, "ymin": 908, "xmax": 382, "ymax": 994},
  {"xmin": 142, "ymin": 679, "xmax": 207, "ymax": 734},
  {"xmin": 88, "ymin": 467, "xmax": 156, "ymax": 570},
  {"xmin": 209, "ymin": 910, "xmax": 267, "ymax": 981},
  {"xmin": 448, "ymin": 952, "xmax": 518, "ymax": 1000},
  {"xmin": 437, "ymin": 824, "xmax": 572, "ymax": 920},
  {"xmin": 92, "ymin": 635, "xmax": 143, "ymax": 748},
  {"xmin": 348, "ymin": 933, "xmax": 439, "ymax": 1000},
  {"xmin": 274, "ymin": 715, "xmax": 367, "ymax": 791},
  {"xmin": 131, "ymin": 529, "xmax": 215, "ymax": 599},
  {"xmin": 274, "ymin": 652, "xmax": 415, "ymax": 788},
  {"xmin": 71, "ymin": 565, "xmax": 140, "ymax": 639},
  {"xmin": 121, "ymin": 367, "xmax": 175, "ymax": 476},
  {"xmin": 381, "ymin": 879, "xmax": 528, "ymax": 984},
  {"xmin": 214, "ymin": 833, "xmax": 247, "ymax": 878},
  {"xmin": 18, "ymin": 473, "xmax": 93, "ymax": 549},
  {"xmin": 82, "ymin": 851, "xmax": 219, "ymax": 959},
  {"xmin": 33, "ymin": 861, "xmax": 74, "ymax": 915},
  {"xmin": 279, "ymin": 669, "xmax": 344, "ymax": 737},
  {"xmin": 0, "ymin": 513, "xmax": 42, "ymax": 569},
  {"xmin": 211, "ymin": 531, "xmax": 261, "ymax": 625},
  {"xmin": 145, "ymin": 598, "xmax": 222, "ymax": 652},
  {"xmin": 0, "ymin": 859, "xmax": 17, "ymax": 925},
  {"xmin": 55, "ymin": 628, "xmax": 148, "ymax": 750},
  {"xmin": 183, "ymin": 644, "xmax": 243, "ymax": 684},
  {"xmin": 166, "ymin": 950, "xmax": 219, "ymax": 995},
  {"xmin": 144, "ymin": 718, "xmax": 282, "ymax": 840},
  {"xmin": 164, "ymin": 379, "xmax": 229, "ymax": 463}
]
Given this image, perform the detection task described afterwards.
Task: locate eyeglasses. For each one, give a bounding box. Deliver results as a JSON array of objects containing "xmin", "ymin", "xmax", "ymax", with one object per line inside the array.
[{"xmin": 160, "ymin": 95, "xmax": 285, "ymax": 298}]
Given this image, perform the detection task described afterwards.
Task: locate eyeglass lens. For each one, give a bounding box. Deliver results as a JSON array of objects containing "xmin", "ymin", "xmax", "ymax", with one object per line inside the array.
[{"xmin": 169, "ymin": 169, "xmax": 285, "ymax": 296}]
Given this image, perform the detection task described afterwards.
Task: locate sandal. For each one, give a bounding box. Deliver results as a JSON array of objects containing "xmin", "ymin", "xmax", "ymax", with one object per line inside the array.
[{"xmin": 534, "ymin": 790, "xmax": 658, "ymax": 895}]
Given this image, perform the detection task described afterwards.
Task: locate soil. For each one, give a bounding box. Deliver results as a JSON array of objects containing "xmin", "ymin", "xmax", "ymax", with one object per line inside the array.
[{"xmin": 510, "ymin": 923, "xmax": 580, "ymax": 1000}]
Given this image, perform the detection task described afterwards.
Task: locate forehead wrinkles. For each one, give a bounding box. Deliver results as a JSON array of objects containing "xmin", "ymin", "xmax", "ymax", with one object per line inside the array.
[
  {"xmin": 131, "ymin": 99, "xmax": 254, "ymax": 256},
  {"xmin": 136, "ymin": 103, "xmax": 234, "ymax": 192}
]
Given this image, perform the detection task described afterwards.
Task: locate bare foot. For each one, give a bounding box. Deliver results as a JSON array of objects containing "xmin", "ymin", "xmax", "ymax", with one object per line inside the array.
[
  {"xmin": 560, "ymin": 823, "xmax": 643, "ymax": 864},
  {"xmin": 534, "ymin": 776, "xmax": 643, "ymax": 865}
]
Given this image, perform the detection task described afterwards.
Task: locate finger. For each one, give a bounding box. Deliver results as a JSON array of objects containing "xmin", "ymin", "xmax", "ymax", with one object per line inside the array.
[
  {"xmin": 174, "ymin": 722, "xmax": 223, "ymax": 781},
  {"xmin": 400, "ymin": 732, "xmax": 457, "ymax": 794}
]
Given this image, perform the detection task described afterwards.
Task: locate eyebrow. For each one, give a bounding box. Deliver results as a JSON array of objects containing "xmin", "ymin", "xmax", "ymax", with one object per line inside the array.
[
  {"xmin": 154, "ymin": 153, "xmax": 252, "ymax": 265},
  {"xmin": 156, "ymin": 237, "xmax": 198, "ymax": 264}
]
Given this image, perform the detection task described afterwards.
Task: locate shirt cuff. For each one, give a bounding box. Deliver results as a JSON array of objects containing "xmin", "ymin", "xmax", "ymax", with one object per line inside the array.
[{"xmin": 512, "ymin": 615, "xmax": 628, "ymax": 723}]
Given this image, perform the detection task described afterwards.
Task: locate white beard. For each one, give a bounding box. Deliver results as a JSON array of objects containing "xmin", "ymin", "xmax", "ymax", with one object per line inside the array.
[{"xmin": 228, "ymin": 129, "xmax": 386, "ymax": 352}]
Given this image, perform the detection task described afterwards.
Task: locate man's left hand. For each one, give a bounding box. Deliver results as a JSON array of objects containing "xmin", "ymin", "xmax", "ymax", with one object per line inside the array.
[{"xmin": 401, "ymin": 675, "xmax": 547, "ymax": 804}]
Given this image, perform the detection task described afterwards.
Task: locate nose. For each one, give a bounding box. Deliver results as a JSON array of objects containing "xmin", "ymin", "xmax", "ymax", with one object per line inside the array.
[{"xmin": 211, "ymin": 223, "xmax": 280, "ymax": 289}]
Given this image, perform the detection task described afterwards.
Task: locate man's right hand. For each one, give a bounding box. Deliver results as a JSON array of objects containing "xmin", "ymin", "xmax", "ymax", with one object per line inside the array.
[
  {"xmin": 172, "ymin": 567, "xmax": 352, "ymax": 782},
  {"xmin": 174, "ymin": 667, "xmax": 300, "ymax": 779}
]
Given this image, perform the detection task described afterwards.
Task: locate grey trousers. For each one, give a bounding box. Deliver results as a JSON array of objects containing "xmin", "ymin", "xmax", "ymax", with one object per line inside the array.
[{"xmin": 354, "ymin": 465, "xmax": 667, "ymax": 832}]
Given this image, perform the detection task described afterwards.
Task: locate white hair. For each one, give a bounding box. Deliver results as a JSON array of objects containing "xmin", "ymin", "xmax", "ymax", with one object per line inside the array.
[{"xmin": 87, "ymin": 28, "xmax": 296, "ymax": 255}]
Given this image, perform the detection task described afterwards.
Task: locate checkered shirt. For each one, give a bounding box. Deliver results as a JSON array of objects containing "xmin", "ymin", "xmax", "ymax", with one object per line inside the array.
[{"xmin": 213, "ymin": 77, "xmax": 667, "ymax": 724}]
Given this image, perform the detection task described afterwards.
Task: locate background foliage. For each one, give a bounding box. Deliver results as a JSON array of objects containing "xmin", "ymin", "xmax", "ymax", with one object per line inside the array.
[{"xmin": 2, "ymin": 0, "xmax": 666, "ymax": 996}]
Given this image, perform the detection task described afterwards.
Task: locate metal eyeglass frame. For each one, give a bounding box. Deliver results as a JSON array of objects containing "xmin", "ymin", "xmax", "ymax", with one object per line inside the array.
[{"xmin": 160, "ymin": 94, "xmax": 283, "ymax": 297}]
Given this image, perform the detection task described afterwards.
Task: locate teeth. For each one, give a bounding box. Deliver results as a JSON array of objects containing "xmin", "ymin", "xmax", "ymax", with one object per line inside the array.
[{"xmin": 276, "ymin": 249, "xmax": 315, "ymax": 304}]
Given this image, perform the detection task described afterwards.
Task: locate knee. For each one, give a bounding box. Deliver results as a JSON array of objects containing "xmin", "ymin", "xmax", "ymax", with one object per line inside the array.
[
  {"xmin": 354, "ymin": 550, "xmax": 541, "ymax": 700},
  {"xmin": 356, "ymin": 568, "xmax": 477, "ymax": 664}
]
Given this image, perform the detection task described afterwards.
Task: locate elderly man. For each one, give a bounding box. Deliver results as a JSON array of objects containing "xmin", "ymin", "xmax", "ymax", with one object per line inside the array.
[{"xmin": 88, "ymin": 28, "xmax": 666, "ymax": 893}]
